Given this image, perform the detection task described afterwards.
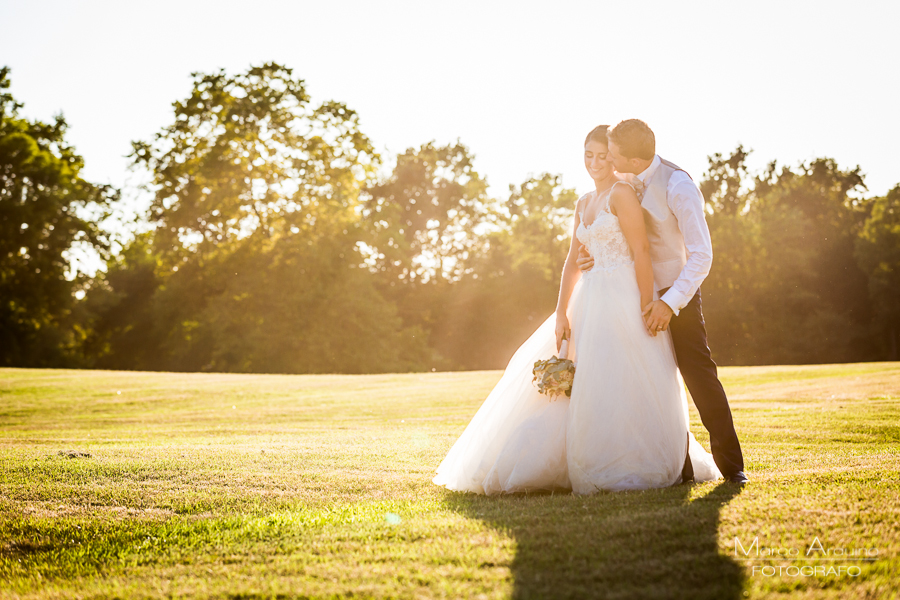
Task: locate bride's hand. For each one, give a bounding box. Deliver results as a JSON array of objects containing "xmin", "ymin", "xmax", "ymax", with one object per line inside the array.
[
  {"xmin": 555, "ymin": 314, "xmax": 570, "ymax": 351},
  {"xmin": 576, "ymin": 246, "xmax": 594, "ymax": 272}
]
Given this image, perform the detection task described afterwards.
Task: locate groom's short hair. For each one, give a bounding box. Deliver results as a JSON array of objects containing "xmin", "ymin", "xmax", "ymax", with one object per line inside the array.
[{"xmin": 608, "ymin": 119, "xmax": 655, "ymax": 160}]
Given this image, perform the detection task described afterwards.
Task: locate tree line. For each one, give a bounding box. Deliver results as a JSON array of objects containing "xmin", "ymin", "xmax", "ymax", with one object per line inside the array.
[{"xmin": 2, "ymin": 64, "xmax": 898, "ymax": 373}]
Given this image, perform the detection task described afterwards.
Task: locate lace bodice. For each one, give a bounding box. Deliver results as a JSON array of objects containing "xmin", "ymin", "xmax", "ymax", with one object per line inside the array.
[{"xmin": 576, "ymin": 183, "xmax": 634, "ymax": 273}]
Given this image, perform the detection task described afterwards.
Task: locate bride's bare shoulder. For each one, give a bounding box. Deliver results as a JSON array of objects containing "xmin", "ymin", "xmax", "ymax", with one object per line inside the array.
[
  {"xmin": 610, "ymin": 180, "xmax": 638, "ymax": 201},
  {"xmin": 609, "ymin": 181, "xmax": 640, "ymax": 215}
]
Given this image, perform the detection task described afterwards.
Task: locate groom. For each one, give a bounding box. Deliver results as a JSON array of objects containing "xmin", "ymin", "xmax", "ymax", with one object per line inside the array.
[{"xmin": 576, "ymin": 119, "xmax": 748, "ymax": 485}]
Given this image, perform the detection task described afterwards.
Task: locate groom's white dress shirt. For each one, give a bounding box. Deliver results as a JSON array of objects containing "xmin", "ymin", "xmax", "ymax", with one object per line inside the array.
[{"xmin": 634, "ymin": 155, "xmax": 713, "ymax": 316}]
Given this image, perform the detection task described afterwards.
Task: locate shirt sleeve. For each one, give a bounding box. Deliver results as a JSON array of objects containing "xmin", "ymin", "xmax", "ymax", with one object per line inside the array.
[{"xmin": 659, "ymin": 174, "xmax": 713, "ymax": 316}]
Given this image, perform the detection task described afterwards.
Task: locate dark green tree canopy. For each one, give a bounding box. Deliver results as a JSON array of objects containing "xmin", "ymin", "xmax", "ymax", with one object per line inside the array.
[
  {"xmin": 700, "ymin": 147, "xmax": 874, "ymax": 364},
  {"xmin": 856, "ymin": 185, "xmax": 900, "ymax": 357},
  {"xmin": 0, "ymin": 67, "xmax": 117, "ymax": 366}
]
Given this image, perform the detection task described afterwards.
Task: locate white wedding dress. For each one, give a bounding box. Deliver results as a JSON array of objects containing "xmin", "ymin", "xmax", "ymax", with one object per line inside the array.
[{"xmin": 432, "ymin": 182, "xmax": 722, "ymax": 495}]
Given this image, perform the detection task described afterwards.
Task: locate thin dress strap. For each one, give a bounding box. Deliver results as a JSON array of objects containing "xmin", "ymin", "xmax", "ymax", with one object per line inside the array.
[
  {"xmin": 583, "ymin": 181, "xmax": 633, "ymax": 223},
  {"xmin": 582, "ymin": 188, "xmax": 610, "ymax": 225},
  {"xmin": 578, "ymin": 192, "xmax": 591, "ymax": 221},
  {"xmin": 603, "ymin": 180, "xmax": 636, "ymax": 212},
  {"xmin": 598, "ymin": 182, "xmax": 624, "ymax": 213}
]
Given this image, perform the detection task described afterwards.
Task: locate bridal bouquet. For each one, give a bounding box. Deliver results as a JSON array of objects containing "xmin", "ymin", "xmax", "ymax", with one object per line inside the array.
[{"xmin": 532, "ymin": 338, "xmax": 576, "ymax": 400}]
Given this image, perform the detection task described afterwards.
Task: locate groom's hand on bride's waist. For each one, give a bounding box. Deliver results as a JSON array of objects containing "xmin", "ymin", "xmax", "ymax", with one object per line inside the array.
[
  {"xmin": 642, "ymin": 300, "xmax": 674, "ymax": 337},
  {"xmin": 576, "ymin": 246, "xmax": 593, "ymax": 271}
]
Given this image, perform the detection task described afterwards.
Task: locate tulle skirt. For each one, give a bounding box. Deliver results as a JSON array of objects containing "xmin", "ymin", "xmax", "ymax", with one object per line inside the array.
[{"xmin": 432, "ymin": 264, "xmax": 722, "ymax": 495}]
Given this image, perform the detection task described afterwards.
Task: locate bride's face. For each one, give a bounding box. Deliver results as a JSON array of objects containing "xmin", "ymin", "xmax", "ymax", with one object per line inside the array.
[{"xmin": 584, "ymin": 140, "xmax": 613, "ymax": 181}]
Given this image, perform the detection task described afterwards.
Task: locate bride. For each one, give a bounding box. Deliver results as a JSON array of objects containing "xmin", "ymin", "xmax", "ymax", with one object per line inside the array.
[{"xmin": 432, "ymin": 125, "xmax": 722, "ymax": 495}]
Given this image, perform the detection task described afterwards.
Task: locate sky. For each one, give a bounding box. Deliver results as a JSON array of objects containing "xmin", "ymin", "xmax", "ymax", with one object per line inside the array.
[{"xmin": 2, "ymin": 0, "xmax": 899, "ymax": 259}]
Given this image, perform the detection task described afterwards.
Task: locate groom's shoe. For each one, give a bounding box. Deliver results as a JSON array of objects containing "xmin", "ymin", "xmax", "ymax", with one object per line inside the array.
[
  {"xmin": 726, "ymin": 471, "xmax": 749, "ymax": 485},
  {"xmin": 680, "ymin": 435, "xmax": 694, "ymax": 485}
]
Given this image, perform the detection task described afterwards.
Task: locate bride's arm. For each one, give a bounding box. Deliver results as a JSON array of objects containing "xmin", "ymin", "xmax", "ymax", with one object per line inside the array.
[
  {"xmin": 609, "ymin": 186, "xmax": 654, "ymax": 322},
  {"xmin": 554, "ymin": 197, "xmax": 585, "ymax": 350}
]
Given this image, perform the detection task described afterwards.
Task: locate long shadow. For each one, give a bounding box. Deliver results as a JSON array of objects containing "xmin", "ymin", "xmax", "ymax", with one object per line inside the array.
[{"xmin": 443, "ymin": 482, "xmax": 745, "ymax": 600}]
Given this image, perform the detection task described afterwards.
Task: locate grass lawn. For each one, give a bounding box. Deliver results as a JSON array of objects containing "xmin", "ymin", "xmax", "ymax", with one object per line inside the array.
[{"xmin": 1, "ymin": 363, "xmax": 898, "ymax": 599}]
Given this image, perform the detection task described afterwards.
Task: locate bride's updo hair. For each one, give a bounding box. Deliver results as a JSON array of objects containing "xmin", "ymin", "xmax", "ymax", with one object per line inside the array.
[
  {"xmin": 608, "ymin": 119, "xmax": 655, "ymax": 160},
  {"xmin": 584, "ymin": 125, "xmax": 609, "ymax": 146}
]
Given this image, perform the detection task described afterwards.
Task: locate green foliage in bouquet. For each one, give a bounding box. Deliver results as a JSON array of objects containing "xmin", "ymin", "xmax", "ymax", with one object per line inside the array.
[{"xmin": 532, "ymin": 354, "xmax": 576, "ymax": 399}]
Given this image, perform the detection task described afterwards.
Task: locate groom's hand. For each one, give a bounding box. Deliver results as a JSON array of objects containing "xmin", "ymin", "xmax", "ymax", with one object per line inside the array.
[
  {"xmin": 576, "ymin": 245, "xmax": 593, "ymax": 272},
  {"xmin": 642, "ymin": 300, "xmax": 674, "ymax": 337}
]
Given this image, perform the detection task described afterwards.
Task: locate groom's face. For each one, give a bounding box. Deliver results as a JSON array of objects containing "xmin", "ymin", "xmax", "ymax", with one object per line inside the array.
[{"xmin": 607, "ymin": 141, "xmax": 636, "ymax": 174}]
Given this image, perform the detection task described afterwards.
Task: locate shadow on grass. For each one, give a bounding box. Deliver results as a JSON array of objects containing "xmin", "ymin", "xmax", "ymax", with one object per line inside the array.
[{"xmin": 443, "ymin": 482, "xmax": 745, "ymax": 600}]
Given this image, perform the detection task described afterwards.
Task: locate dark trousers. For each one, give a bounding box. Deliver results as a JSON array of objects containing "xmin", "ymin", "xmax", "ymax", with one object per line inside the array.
[{"xmin": 662, "ymin": 287, "xmax": 744, "ymax": 479}]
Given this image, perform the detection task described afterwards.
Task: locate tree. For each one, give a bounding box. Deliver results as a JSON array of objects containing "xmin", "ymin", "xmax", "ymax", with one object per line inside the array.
[
  {"xmin": 430, "ymin": 174, "xmax": 576, "ymax": 370},
  {"xmin": 0, "ymin": 67, "xmax": 116, "ymax": 366},
  {"xmin": 81, "ymin": 233, "xmax": 163, "ymax": 370},
  {"xmin": 88, "ymin": 63, "xmax": 430, "ymax": 373},
  {"xmin": 188, "ymin": 233, "xmax": 429, "ymax": 373},
  {"xmin": 699, "ymin": 148, "xmax": 764, "ymax": 364},
  {"xmin": 856, "ymin": 185, "xmax": 900, "ymax": 359},
  {"xmin": 130, "ymin": 62, "xmax": 377, "ymax": 260},
  {"xmin": 360, "ymin": 141, "xmax": 494, "ymax": 284},
  {"xmin": 700, "ymin": 144, "xmax": 752, "ymax": 216},
  {"xmin": 753, "ymin": 159, "xmax": 871, "ymax": 362},
  {"xmin": 701, "ymin": 148, "xmax": 874, "ymax": 364}
]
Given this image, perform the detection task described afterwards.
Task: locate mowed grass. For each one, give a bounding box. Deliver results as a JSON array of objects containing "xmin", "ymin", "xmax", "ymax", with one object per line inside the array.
[{"xmin": 1, "ymin": 363, "xmax": 899, "ymax": 599}]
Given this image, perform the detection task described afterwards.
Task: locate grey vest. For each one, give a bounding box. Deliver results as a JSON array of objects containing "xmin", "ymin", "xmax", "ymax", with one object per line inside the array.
[{"xmin": 641, "ymin": 158, "xmax": 690, "ymax": 290}]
